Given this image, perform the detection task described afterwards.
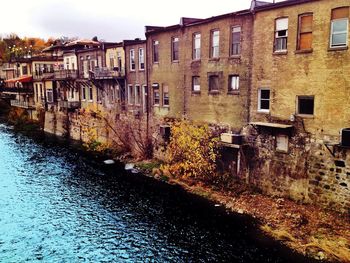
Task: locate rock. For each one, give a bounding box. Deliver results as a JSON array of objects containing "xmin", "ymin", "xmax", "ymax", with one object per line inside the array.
[
  {"xmin": 125, "ymin": 163, "xmax": 135, "ymax": 170},
  {"xmin": 237, "ymin": 209, "xmax": 244, "ymax": 214},
  {"xmin": 316, "ymin": 251, "xmax": 325, "ymax": 260},
  {"xmin": 104, "ymin": 159, "xmax": 115, "ymax": 165}
]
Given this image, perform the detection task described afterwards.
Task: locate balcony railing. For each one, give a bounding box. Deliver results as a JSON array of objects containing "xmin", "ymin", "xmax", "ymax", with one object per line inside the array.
[
  {"xmin": 10, "ymin": 100, "xmax": 35, "ymax": 109},
  {"xmin": 58, "ymin": 100, "xmax": 81, "ymax": 110},
  {"xmin": 91, "ymin": 67, "xmax": 125, "ymax": 79},
  {"xmin": 33, "ymin": 71, "xmax": 55, "ymax": 80},
  {"xmin": 0, "ymin": 87, "xmax": 33, "ymax": 93},
  {"xmin": 54, "ymin": 70, "xmax": 78, "ymax": 80}
]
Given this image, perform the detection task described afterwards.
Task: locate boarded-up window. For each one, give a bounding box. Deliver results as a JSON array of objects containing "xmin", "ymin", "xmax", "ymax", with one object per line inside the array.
[
  {"xmin": 330, "ymin": 7, "xmax": 349, "ymax": 47},
  {"xmin": 209, "ymin": 75, "xmax": 219, "ymax": 92},
  {"xmin": 298, "ymin": 13, "xmax": 313, "ymax": 50},
  {"xmin": 276, "ymin": 135, "xmax": 288, "ymax": 153}
]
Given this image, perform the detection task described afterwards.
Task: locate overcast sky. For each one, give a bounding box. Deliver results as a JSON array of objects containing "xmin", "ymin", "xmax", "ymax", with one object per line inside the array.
[{"xmin": 0, "ymin": 0, "xmax": 261, "ymax": 42}]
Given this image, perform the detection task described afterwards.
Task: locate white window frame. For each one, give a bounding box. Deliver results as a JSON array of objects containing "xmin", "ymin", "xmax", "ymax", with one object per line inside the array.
[
  {"xmin": 130, "ymin": 49, "xmax": 135, "ymax": 71},
  {"xmin": 88, "ymin": 86, "xmax": 93, "ymax": 102},
  {"xmin": 330, "ymin": 18, "xmax": 349, "ymax": 48},
  {"xmin": 192, "ymin": 76, "xmax": 200, "ymax": 92},
  {"xmin": 258, "ymin": 88, "xmax": 270, "ymax": 113},
  {"xmin": 274, "ymin": 18, "xmax": 288, "ymax": 52},
  {"xmin": 231, "ymin": 26, "xmax": 241, "ymax": 56},
  {"xmin": 135, "ymin": 85, "xmax": 141, "ymax": 105},
  {"xmin": 211, "ymin": 30, "xmax": 220, "ymax": 58},
  {"xmin": 228, "ymin": 75, "xmax": 239, "ymax": 92},
  {"xmin": 138, "ymin": 48, "xmax": 145, "ymax": 70},
  {"xmin": 193, "ymin": 33, "xmax": 201, "ymax": 60},
  {"xmin": 128, "ymin": 84, "xmax": 134, "ymax": 105}
]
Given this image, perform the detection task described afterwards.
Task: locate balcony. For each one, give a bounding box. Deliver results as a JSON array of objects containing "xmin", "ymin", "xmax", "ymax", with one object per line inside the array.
[
  {"xmin": 54, "ymin": 70, "xmax": 78, "ymax": 80},
  {"xmin": 0, "ymin": 87, "xmax": 33, "ymax": 94},
  {"xmin": 58, "ymin": 100, "xmax": 81, "ymax": 110},
  {"xmin": 91, "ymin": 67, "xmax": 125, "ymax": 79},
  {"xmin": 33, "ymin": 71, "xmax": 55, "ymax": 80},
  {"xmin": 10, "ymin": 100, "xmax": 35, "ymax": 109}
]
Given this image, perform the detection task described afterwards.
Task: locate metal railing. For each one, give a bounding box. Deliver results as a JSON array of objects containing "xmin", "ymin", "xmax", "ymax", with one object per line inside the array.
[
  {"xmin": 10, "ymin": 100, "xmax": 34, "ymax": 109},
  {"xmin": 92, "ymin": 67, "xmax": 125, "ymax": 79},
  {"xmin": 33, "ymin": 72, "xmax": 55, "ymax": 80},
  {"xmin": 54, "ymin": 70, "xmax": 78, "ymax": 79}
]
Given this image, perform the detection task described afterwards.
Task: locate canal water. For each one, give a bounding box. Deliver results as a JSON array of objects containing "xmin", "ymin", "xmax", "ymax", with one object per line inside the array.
[{"xmin": 0, "ymin": 124, "xmax": 312, "ymax": 262}]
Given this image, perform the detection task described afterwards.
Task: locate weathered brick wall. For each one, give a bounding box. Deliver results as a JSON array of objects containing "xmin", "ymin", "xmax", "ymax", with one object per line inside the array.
[{"xmin": 183, "ymin": 14, "xmax": 253, "ymax": 130}]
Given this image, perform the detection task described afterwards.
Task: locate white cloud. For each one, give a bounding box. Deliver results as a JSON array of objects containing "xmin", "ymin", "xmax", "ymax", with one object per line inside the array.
[{"xmin": 0, "ymin": 0, "xmax": 253, "ymax": 40}]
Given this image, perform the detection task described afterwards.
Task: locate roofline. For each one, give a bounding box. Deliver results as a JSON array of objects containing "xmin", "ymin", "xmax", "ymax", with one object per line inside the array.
[
  {"xmin": 254, "ymin": 0, "xmax": 319, "ymax": 12},
  {"xmin": 145, "ymin": 9, "xmax": 251, "ymax": 35}
]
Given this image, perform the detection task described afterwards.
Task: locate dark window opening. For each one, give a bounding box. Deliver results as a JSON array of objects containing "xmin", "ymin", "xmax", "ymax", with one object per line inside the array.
[{"xmin": 298, "ymin": 96, "xmax": 314, "ymax": 115}]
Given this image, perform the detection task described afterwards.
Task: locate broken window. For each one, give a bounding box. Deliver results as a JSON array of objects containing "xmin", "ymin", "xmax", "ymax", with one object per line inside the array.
[
  {"xmin": 209, "ymin": 75, "xmax": 219, "ymax": 92},
  {"xmin": 297, "ymin": 13, "xmax": 313, "ymax": 50},
  {"xmin": 228, "ymin": 75, "xmax": 239, "ymax": 92},
  {"xmin": 193, "ymin": 33, "xmax": 201, "ymax": 60},
  {"xmin": 211, "ymin": 30, "xmax": 220, "ymax": 58},
  {"xmin": 297, "ymin": 96, "xmax": 314, "ymax": 115},
  {"xmin": 231, "ymin": 26, "xmax": 241, "ymax": 55},
  {"xmin": 172, "ymin": 37, "xmax": 179, "ymax": 61},
  {"xmin": 258, "ymin": 88, "xmax": 270, "ymax": 112},
  {"xmin": 274, "ymin": 17, "xmax": 288, "ymax": 52},
  {"xmin": 330, "ymin": 7, "xmax": 349, "ymax": 48},
  {"xmin": 192, "ymin": 76, "xmax": 200, "ymax": 92}
]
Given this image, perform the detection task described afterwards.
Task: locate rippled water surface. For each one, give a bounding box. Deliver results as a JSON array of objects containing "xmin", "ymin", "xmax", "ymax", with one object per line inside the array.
[{"xmin": 0, "ymin": 124, "xmax": 311, "ymax": 262}]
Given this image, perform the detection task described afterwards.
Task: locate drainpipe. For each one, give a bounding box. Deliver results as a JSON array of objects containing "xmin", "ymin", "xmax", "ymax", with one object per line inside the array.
[{"xmin": 145, "ymin": 37, "xmax": 150, "ymax": 152}]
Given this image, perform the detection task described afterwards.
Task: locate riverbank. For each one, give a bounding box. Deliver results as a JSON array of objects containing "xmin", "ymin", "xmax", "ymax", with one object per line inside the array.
[
  {"xmin": 1, "ymin": 112, "xmax": 348, "ymax": 262},
  {"xmin": 135, "ymin": 160, "xmax": 350, "ymax": 262}
]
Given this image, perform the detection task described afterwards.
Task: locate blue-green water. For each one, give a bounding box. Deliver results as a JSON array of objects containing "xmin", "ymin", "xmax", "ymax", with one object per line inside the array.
[{"xmin": 0, "ymin": 124, "xmax": 312, "ymax": 262}]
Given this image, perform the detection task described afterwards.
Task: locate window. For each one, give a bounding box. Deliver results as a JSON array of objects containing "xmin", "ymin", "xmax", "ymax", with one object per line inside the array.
[
  {"xmin": 163, "ymin": 86, "xmax": 169, "ymax": 106},
  {"xmin": 130, "ymin": 49, "xmax": 135, "ymax": 71},
  {"xmin": 228, "ymin": 75, "xmax": 239, "ymax": 92},
  {"xmin": 47, "ymin": 90, "xmax": 53, "ymax": 103},
  {"xmin": 297, "ymin": 13, "xmax": 313, "ymax": 50},
  {"xmin": 209, "ymin": 75, "xmax": 219, "ymax": 92},
  {"xmin": 258, "ymin": 89, "xmax": 270, "ymax": 112},
  {"xmin": 330, "ymin": 7, "xmax": 349, "ymax": 48},
  {"xmin": 139, "ymin": 48, "xmax": 145, "ymax": 70},
  {"xmin": 172, "ymin": 37, "xmax": 179, "ymax": 61},
  {"xmin": 274, "ymin": 18, "xmax": 288, "ymax": 52},
  {"xmin": 128, "ymin": 85, "xmax": 134, "ymax": 104},
  {"xmin": 297, "ymin": 96, "xmax": 314, "ymax": 115},
  {"xmin": 231, "ymin": 26, "xmax": 241, "ymax": 55},
  {"xmin": 82, "ymin": 86, "xmax": 86, "ymax": 100},
  {"xmin": 211, "ymin": 30, "xmax": 220, "ymax": 58},
  {"xmin": 40, "ymin": 84, "xmax": 43, "ymax": 99},
  {"xmin": 276, "ymin": 134, "xmax": 289, "ymax": 153},
  {"xmin": 22, "ymin": 65, "xmax": 28, "ymax": 75},
  {"xmin": 153, "ymin": 40, "xmax": 159, "ymax": 63},
  {"xmin": 193, "ymin": 33, "xmax": 201, "ymax": 60},
  {"xmin": 66, "ymin": 58, "xmax": 70, "ymax": 69},
  {"xmin": 35, "ymin": 84, "xmax": 38, "ymax": 102},
  {"xmin": 192, "ymin": 76, "xmax": 200, "ymax": 92},
  {"xmin": 70, "ymin": 88, "xmax": 74, "ymax": 99},
  {"xmin": 153, "ymin": 88, "xmax": 160, "ymax": 106},
  {"xmin": 88, "ymin": 86, "xmax": 93, "ymax": 101},
  {"xmin": 109, "ymin": 53, "xmax": 114, "ymax": 69},
  {"xmin": 135, "ymin": 85, "xmax": 141, "ymax": 105},
  {"xmin": 142, "ymin": 85, "xmax": 147, "ymax": 113}
]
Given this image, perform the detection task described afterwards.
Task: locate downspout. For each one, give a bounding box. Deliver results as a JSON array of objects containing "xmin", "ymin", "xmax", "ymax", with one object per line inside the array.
[{"xmin": 145, "ymin": 36, "xmax": 150, "ymax": 154}]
